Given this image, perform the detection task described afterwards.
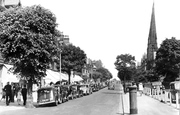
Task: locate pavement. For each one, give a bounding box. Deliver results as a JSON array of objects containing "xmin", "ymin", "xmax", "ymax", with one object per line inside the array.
[{"xmin": 117, "ymin": 89, "xmax": 179, "ymax": 115}]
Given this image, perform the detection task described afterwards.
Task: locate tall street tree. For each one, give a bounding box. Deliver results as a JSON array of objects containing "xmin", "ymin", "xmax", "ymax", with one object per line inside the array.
[
  {"xmin": 114, "ymin": 54, "xmax": 136, "ymax": 82},
  {"xmin": 155, "ymin": 37, "xmax": 180, "ymax": 85},
  {"xmin": 57, "ymin": 44, "xmax": 87, "ymax": 84},
  {"xmin": 0, "ymin": 5, "xmax": 60, "ymax": 107}
]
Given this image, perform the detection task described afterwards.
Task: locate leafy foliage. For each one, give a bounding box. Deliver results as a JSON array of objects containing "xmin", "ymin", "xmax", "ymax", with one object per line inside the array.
[
  {"xmin": 114, "ymin": 54, "xmax": 136, "ymax": 81},
  {"xmin": 57, "ymin": 44, "xmax": 86, "ymax": 83},
  {"xmin": 0, "ymin": 5, "xmax": 59, "ymax": 87},
  {"xmin": 155, "ymin": 37, "xmax": 180, "ymax": 83},
  {"xmin": 92, "ymin": 71, "xmax": 102, "ymax": 82},
  {"xmin": 96, "ymin": 67, "xmax": 112, "ymax": 81}
]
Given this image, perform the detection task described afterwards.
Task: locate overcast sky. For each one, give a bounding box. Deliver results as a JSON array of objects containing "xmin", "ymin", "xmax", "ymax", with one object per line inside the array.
[{"xmin": 21, "ymin": 0, "xmax": 180, "ymax": 79}]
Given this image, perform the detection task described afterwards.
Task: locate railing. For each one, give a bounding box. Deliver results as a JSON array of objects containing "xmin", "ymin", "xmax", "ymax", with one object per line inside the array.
[{"xmin": 143, "ymin": 87, "xmax": 180, "ymax": 109}]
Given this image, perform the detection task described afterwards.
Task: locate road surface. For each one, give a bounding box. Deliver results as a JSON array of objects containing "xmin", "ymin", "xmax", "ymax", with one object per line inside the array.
[{"xmin": 0, "ymin": 85, "xmax": 121, "ymax": 115}]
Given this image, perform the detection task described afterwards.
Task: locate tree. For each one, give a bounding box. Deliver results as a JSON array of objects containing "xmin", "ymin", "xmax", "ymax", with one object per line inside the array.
[
  {"xmin": 114, "ymin": 54, "xmax": 136, "ymax": 82},
  {"xmin": 96, "ymin": 67, "xmax": 112, "ymax": 81},
  {"xmin": 57, "ymin": 44, "xmax": 86, "ymax": 84},
  {"xmin": 93, "ymin": 60, "xmax": 103, "ymax": 69},
  {"xmin": 0, "ymin": 5, "xmax": 59, "ymax": 107},
  {"xmin": 91, "ymin": 71, "xmax": 102, "ymax": 82},
  {"xmin": 155, "ymin": 37, "xmax": 180, "ymax": 85}
]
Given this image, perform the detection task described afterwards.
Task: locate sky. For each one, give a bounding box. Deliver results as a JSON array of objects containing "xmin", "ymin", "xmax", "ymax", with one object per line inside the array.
[{"xmin": 21, "ymin": 0, "xmax": 180, "ymax": 79}]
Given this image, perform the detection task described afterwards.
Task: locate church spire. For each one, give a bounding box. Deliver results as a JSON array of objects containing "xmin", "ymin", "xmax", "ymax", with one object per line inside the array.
[{"xmin": 147, "ymin": 2, "xmax": 158, "ymax": 61}]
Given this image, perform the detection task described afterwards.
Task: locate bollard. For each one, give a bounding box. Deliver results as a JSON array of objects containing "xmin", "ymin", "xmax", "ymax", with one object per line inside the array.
[
  {"xmin": 176, "ymin": 92, "xmax": 179, "ymax": 108},
  {"xmin": 129, "ymin": 86, "xmax": 138, "ymax": 115}
]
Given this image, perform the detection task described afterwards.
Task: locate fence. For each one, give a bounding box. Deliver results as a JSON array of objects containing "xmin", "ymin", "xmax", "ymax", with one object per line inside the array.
[{"xmin": 143, "ymin": 86, "xmax": 180, "ymax": 109}]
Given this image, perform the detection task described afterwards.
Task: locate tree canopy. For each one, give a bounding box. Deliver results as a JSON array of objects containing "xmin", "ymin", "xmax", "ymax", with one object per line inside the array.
[
  {"xmin": 0, "ymin": 5, "xmax": 59, "ymax": 93},
  {"xmin": 57, "ymin": 44, "xmax": 86, "ymax": 84},
  {"xmin": 114, "ymin": 54, "xmax": 136, "ymax": 81},
  {"xmin": 96, "ymin": 67, "xmax": 112, "ymax": 81},
  {"xmin": 155, "ymin": 37, "xmax": 180, "ymax": 83}
]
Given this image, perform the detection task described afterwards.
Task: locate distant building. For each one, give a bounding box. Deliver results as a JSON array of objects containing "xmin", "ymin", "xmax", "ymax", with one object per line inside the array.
[{"xmin": 146, "ymin": 2, "xmax": 158, "ymax": 70}]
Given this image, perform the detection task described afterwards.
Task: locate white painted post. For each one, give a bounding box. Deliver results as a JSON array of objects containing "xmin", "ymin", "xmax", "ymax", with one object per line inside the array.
[
  {"xmin": 176, "ymin": 91, "xmax": 179, "ymax": 108},
  {"xmin": 149, "ymin": 88, "xmax": 151, "ymax": 96},
  {"xmin": 164, "ymin": 91, "xmax": 167, "ymax": 103},
  {"xmin": 161, "ymin": 89, "xmax": 164, "ymax": 101},
  {"xmin": 170, "ymin": 91, "xmax": 172, "ymax": 106}
]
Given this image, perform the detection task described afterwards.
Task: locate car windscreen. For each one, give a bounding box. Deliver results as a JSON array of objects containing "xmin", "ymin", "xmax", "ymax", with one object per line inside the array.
[{"xmin": 38, "ymin": 88, "xmax": 52, "ymax": 100}]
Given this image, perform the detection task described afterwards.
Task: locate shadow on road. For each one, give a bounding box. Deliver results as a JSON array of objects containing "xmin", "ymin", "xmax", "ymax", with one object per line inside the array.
[
  {"xmin": 116, "ymin": 112, "xmax": 130, "ymax": 115},
  {"xmin": 102, "ymin": 91, "xmax": 121, "ymax": 95}
]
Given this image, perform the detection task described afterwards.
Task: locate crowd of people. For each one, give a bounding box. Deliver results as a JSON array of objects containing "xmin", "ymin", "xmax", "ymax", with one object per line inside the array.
[{"xmin": 0, "ymin": 82, "xmax": 27, "ymax": 106}]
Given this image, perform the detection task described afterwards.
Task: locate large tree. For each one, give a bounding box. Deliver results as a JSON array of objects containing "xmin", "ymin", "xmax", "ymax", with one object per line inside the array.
[
  {"xmin": 114, "ymin": 54, "xmax": 136, "ymax": 81},
  {"xmin": 0, "ymin": 5, "xmax": 59, "ymax": 107},
  {"xmin": 57, "ymin": 44, "xmax": 86, "ymax": 84},
  {"xmin": 155, "ymin": 37, "xmax": 180, "ymax": 84}
]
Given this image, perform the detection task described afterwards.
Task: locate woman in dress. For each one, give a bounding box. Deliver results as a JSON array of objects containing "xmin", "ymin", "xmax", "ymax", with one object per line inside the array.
[{"xmin": 17, "ymin": 88, "xmax": 22, "ymax": 105}]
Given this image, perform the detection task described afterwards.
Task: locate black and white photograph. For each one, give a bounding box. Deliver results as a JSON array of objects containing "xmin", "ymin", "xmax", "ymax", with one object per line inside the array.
[{"xmin": 0, "ymin": 0, "xmax": 180, "ymax": 115}]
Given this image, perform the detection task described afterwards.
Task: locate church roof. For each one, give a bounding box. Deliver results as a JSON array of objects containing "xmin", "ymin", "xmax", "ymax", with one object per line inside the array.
[{"xmin": 148, "ymin": 2, "xmax": 158, "ymax": 51}]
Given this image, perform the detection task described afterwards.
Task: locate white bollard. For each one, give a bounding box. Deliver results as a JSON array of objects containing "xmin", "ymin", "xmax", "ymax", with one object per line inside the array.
[
  {"xmin": 164, "ymin": 91, "xmax": 167, "ymax": 103},
  {"xmin": 149, "ymin": 88, "xmax": 151, "ymax": 96},
  {"xmin": 176, "ymin": 92, "xmax": 179, "ymax": 108},
  {"xmin": 170, "ymin": 91, "xmax": 172, "ymax": 106}
]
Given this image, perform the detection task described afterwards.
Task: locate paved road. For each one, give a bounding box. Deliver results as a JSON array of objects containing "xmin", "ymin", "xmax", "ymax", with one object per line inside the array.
[{"xmin": 0, "ymin": 85, "xmax": 121, "ymax": 115}]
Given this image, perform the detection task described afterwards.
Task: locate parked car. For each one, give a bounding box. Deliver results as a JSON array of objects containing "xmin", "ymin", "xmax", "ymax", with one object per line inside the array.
[
  {"xmin": 80, "ymin": 84, "xmax": 92, "ymax": 95},
  {"xmin": 37, "ymin": 86, "xmax": 61, "ymax": 106},
  {"xmin": 170, "ymin": 81, "xmax": 180, "ymax": 103},
  {"xmin": 91, "ymin": 83, "xmax": 99, "ymax": 92},
  {"xmin": 69, "ymin": 85, "xmax": 78, "ymax": 99},
  {"xmin": 59, "ymin": 85, "xmax": 69, "ymax": 102},
  {"xmin": 108, "ymin": 84, "xmax": 115, "ymax": 90},
  {"xmin": 67, "ymin": 85, "xmax": 77, "ymax": 100},
  {"xmin": 71, "ymin": 84, "xmax": 83, "ymax": 98}
]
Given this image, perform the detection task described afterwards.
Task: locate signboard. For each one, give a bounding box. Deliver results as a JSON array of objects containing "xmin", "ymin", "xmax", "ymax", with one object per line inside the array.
[{"xmin": 152, "ymin": 81, "xmax": 162, "ymax": 86}]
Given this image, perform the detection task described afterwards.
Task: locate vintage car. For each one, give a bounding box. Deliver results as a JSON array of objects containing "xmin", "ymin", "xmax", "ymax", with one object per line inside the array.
[
  {"xmin": 80, "ymin": 84, "xmax": 92, "ymax": 95},
  {"xmin": 60, "ymin": 85, "xmax": 70, "ymax": 102},
  {"xmin": 108, "ymin": 83, "xmax": 115, "ymax": 90},
  {"xmin": 170, "ymin": 81, "xmax": 180, "ymax": 103},
  {"xmin": 74, "ymin": 84, "xmax": 84, "ymax": 97},
  {"xmin": 37, "ymin": 86, "xmax": 61, "ymax": 106},
  {"xmin": 69, "ymin": 85, "xmax": 78, "ymax": 99}
]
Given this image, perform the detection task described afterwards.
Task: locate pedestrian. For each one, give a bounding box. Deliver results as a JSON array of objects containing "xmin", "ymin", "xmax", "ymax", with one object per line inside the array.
[
  {"xmin": 21, "ymin": 85, "xmax": 27, "ymax": 106},
  {"xmin": 10, "ymin": 82, "xmax": 15, "ymax": 102},
  {"xmin": 4, "ymin": 82, "xmax": 12, "ymax": 106},
  {"xmin": 17, "ymin": 88, "xmax": 22, "ymax": 105},
  {"xmin": 138, "ymin": 83, "xmax": 144, "ymax": 96},
  {"xmin": 0, "ymin": 89, "xmax": 6, "ymax": 101}
]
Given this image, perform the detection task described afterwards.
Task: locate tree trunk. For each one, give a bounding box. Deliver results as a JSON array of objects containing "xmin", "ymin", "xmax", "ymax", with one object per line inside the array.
[
  {"xmin": 26, "ymin": 79, "xmax": 35, "ymax": 108},
  {"xmin": 68, "ymin": 71, "xmax": 71, "ymax": 85}
]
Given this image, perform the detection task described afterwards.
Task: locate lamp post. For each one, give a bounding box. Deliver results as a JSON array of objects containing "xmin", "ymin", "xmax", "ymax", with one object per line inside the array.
[
  {"xmin": 58, "ymin": 34, "xmax": 64, "ymax": 84},
  {"xmin": 59, "ymin": 49, "xmax": 62, "ymax": 82}
]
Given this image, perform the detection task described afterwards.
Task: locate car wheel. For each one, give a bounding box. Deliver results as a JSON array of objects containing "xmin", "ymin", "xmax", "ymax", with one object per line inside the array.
[{"xmin": 59, "ymin": 97, "xmax": 62, "ymax": 104}]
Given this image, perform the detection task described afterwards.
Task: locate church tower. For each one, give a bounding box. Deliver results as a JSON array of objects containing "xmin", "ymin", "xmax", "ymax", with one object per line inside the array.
[{"xmin": 146, "ymin": 2, "xmax": 158, "ymax": 70}]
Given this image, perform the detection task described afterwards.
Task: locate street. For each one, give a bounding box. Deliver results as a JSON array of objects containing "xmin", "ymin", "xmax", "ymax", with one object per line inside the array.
[{"xmin": 0, "ymin": 84, "xmax": 121, "ymax": 115}]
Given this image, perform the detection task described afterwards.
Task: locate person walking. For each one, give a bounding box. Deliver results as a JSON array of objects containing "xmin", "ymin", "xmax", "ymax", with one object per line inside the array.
[
  {"xmin": 4, "ymin": 82, "xmax": 12, "ymax": 106},
  {"xmin": 138, "ymin": 83, "xmax": 144, "ymax": 96},
  {"xmin": 0, "ymin": 89, "xmax": 6, "ymax": 101},
  {"xmin": 17, "ymin": 88, "xmax": 22, "ymax": 105},
  {"xmin": 21, "ymin": 85, "xmax": 27, "ymax": 106}
]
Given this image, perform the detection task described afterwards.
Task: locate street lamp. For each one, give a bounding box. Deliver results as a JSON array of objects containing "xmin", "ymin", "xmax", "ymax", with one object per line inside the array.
[
  {"xmin": 59, "ymin": 49, "xmax": 62, "ymax": 82},
  {"xmin": 58, "ymin": 34, "xmax": 64, "ymax": 84}
]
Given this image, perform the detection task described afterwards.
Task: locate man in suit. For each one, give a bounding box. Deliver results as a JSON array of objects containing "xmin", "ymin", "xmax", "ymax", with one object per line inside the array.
[
  {"xmin": 4, "ymin": 82, "xmax": 12, "ymax": 106},
  {"xmin": 21, "ymin": 85, "xmax": 27, "ymax": 106}
]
